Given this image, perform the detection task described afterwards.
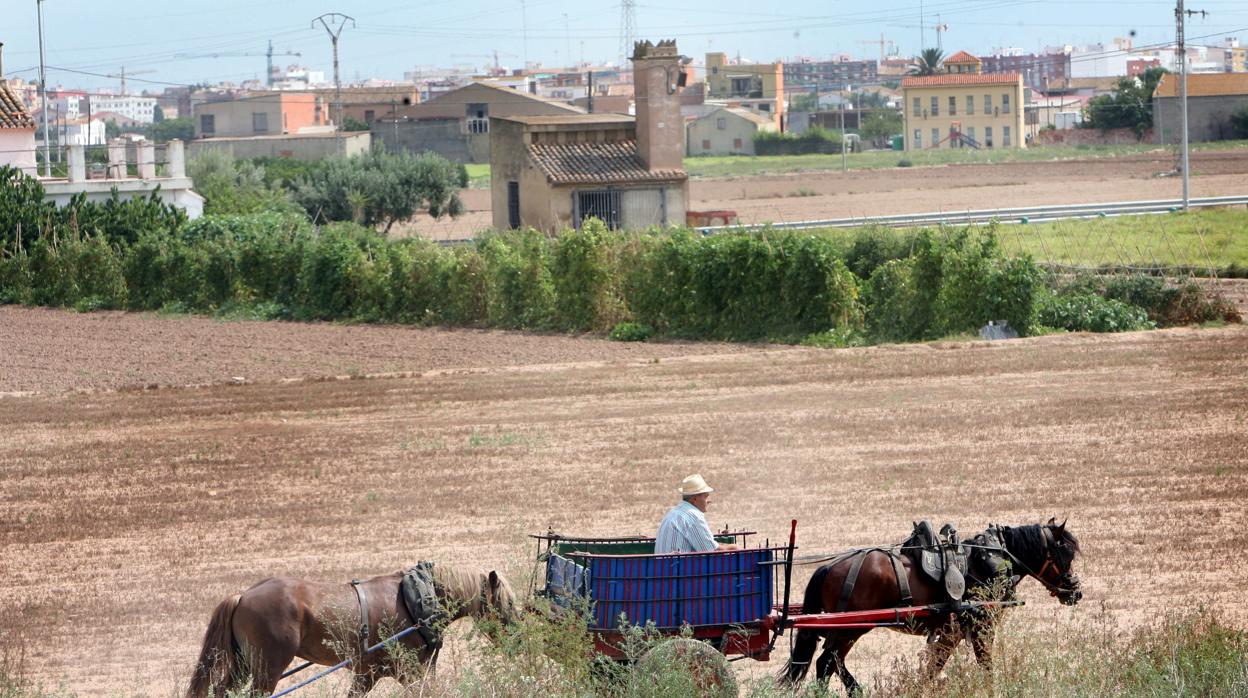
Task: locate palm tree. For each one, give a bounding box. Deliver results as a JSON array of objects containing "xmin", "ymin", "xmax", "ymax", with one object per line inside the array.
[{"xmin": 909, "ymin": 48, "xmax": 945, "ymax": 76}]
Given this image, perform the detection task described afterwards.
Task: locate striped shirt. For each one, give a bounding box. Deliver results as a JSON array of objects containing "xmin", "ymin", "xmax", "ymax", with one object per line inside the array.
[{"xmin": 655, "ymin": 501, "xmax": 717, "ymax": 554}]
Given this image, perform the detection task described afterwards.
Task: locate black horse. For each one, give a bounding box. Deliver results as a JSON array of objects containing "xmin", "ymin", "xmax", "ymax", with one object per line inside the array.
[{"xmin": 781, "ymin": 518, "xmax": 1082, "ymax": 693}]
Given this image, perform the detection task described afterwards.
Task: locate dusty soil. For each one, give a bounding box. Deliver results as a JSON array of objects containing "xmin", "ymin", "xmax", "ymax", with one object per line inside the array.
[
  {"xmin": 405, "ymin": 148, "xmax": 1248, "ymax": 239},
  {"xmin": 1, "ymin": 312, "xmax": 1246, "ymax": 696},
  {"xmin": 0, "ymin": 307, "xmax": 756, "ymax": 395}
]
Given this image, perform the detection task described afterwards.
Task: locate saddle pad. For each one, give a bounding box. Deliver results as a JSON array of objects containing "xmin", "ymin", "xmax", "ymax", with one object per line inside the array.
[{"xmin": 400, "ymin": 562, "xmax": 447, "ymax": 649}]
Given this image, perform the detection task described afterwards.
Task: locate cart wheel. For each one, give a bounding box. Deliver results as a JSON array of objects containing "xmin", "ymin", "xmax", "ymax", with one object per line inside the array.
[{"xmin": 633, "ymin": 638, "xmax": 737, "ymax": 698}]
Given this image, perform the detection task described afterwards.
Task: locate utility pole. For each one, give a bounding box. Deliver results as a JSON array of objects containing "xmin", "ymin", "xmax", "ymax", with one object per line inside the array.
[
  {"xmin": 564, "ymin": 14, "xmax": 572, "ymax": 69},
  {"xmin": 587, "ymin": 70, "xmax": 594, "ymax": 113},
  {"xmin": 1175, "ymin": 0, "xmax": 1207, "ymax": 211},
  {"xmin": 267, "ymin": 40, "xmax": 274, "ymax": 87},
  {"xmin": 312, "ymin": 13, "xmax": 355, "ymax": 130},
  {"xmin": 520, "ymin": 0, "xmax": 529, "ymax": 72},
  {"xmin": 841, "ymin": 84, "xmax": 849, "ymax": 172},
  {"xmin": 37, "ymin": 0, "xmax": 51, "ymax": 177}
]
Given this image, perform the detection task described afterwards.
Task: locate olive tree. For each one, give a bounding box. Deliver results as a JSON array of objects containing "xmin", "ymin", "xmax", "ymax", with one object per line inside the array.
[{"xmin": 292, "ymin": 147, "xmax": 468, "ymax": 233}]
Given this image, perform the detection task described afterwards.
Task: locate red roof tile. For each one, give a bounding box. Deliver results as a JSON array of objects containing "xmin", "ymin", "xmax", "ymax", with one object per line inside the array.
[
  {"xmin": 902, "ymin": 73, "xmax": 1021, "ymax": 88},
  {"xmin": 0, "ymin": 83, "xmax": 36, "ymax": 129},
  {"xmin": 944, "ymin": 51, "xmax": 981, "ymax": 64},
  {"xmin": 1154, "ymin": 72, "xmax": 1248, "ymax": 98},
  {"xmin": 528, "ymin": 140, "xmax": 686, "ymax": 185}
]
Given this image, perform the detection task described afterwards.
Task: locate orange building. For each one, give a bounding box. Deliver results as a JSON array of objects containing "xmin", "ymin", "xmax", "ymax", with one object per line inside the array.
[{"xmin": 192, "ymin": 92, "xmax": 329, "ymax": 138}]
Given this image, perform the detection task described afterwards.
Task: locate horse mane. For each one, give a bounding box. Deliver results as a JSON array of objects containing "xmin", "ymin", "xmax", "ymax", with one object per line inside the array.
[
  {"xmin": 1003, "ymin": 522, "xmax": 1081, "ymax": 563},
  {"xmin": 430, "ymin": 564, "xmax": 516, "ymax": 621}
]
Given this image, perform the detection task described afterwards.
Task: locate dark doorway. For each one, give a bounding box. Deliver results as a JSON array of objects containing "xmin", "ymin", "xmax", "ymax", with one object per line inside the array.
[{"xmin": 507, "ymin": 181, "xmax": 521, "ymax": 229}]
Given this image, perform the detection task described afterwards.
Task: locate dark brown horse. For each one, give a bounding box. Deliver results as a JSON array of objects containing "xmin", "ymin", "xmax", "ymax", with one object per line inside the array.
[
  {"xmin": 186, "ymin": 565, "xmax": 518, "ymax": 698},
  {"xmin": 781, "ymin": 519, "xmax": 1081, "ymax": 693}
]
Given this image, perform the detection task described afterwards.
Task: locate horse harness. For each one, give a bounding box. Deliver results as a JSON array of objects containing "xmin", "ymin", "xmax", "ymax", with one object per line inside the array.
[
  {"xmin": 835, "ymin": 548, "xmax": 912, "ymax": 612},
  {"xmin": 835, "ymin": 521, "xmax": 975, "ymax": 613},
  {"xmin": 348, "ymin": 562, "xmax": 451, "ymax": 658}
]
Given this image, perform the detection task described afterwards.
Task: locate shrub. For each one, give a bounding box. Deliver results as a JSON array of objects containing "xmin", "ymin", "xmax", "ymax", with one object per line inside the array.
[
  {"xmin": 552, "ymin": 220, "xmax": 627, "ymax": 331},
  {"xmin": 477, "ymin": 231, "xmax": 557, "ymax": 329},
  {"xmin": 1035, "ymin": 288, "xmax": 1154, "ymax": 333},
  {"xmin": 897, "ymin": 158, "xmax": 913, "ymax": 167},
  {"xmin": 610, "ymin": 322, "xmax": 652, "ymax": 342},
  {"xmin": 842, "ymin": 226, "xmax": 916, "ymax": 279},
  {"xmin": 753, "ymin": 127, "xmax": 843, "ymax": 156},
  {"xmin": 187, "ymin": 151, "xmax": 303, "ymax": 217}
]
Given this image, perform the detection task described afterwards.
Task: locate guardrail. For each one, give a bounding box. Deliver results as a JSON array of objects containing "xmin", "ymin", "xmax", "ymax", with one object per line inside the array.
[{"xmin": 694, "ymin": 195, "xmax": 1248, "ymax": 235}]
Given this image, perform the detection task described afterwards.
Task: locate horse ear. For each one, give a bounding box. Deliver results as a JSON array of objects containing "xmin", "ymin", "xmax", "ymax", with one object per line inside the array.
[
  {"xmin": 1047, "ymin": 516, "xmax": 1057, "ymax": 526},
  {"xmin": 1059, "ymin": 517, "xmax": 1068, "ymax": 531},
  {"xmin": 489, "ymin": 570, "xmax": 500, "ymax": 590}
]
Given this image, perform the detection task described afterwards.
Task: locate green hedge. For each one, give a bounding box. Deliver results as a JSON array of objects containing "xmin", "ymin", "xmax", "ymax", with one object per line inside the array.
[{"xmin": 753, "ymin": 127, "xmax": 844, "ymax": 156}]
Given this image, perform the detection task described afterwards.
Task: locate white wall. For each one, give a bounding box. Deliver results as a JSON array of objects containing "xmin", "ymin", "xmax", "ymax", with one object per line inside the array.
[{"xmin": 0, "ymin": 129, "xmax": 38, "ymax": 175}]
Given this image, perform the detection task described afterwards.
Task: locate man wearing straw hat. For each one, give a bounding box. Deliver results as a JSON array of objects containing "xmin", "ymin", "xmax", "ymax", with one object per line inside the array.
[{"xmin": 655, "ymin": 474, "xmax": 738, "ymax": 554}]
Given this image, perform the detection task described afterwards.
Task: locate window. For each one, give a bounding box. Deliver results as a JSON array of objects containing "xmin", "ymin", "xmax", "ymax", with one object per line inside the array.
[
  {"xmin": 200, "ymin": 114, "xmax": 215, "ymax": 136},
  {"xmin": 577, "ymin": 190, "xmax": 621, "ymax": 230},
  {"xmin": 364, "ymin": 110, "xmax": 375, "ymax": 124},
  {"xmin": 733, "ymin": 137, "xmax": 743, "ymax": 150},
  {"xmin": 914, "ymin": 129, "xmax": 922, "ymax": 149},
  {"xmin": 1003, "ymin": 126, "xmax": 1011, "ymax": 146},
  {"xmin": 930, "ymin": 96, "xmax": 939, "ymax": 116},
  {"xmin": 717, "ymin": 117, "xmax": 726, "ymax": 130},
  {"xmin": 252, "ymin": 112, "xmax": 268, "ymax": 133},
  {"xmin": 966, "ymin": 95, "xmax": 974, "ymax": 115},
  {"xmin": 913, "ymin": 97, "xmax": 921, "ymax": 117},
  {"xmin": 932, "ymin": 128, "xmax": 940, "ymax": 147},
  {"xmin": 984, "ymin": 94, "xmax": 993, "ymax": 114},
  {"xmin": 758, "ymin": 103, "xmax": 770, "ymax": 112},
  {"xmin": 949, "ymin": 96, "xmax": 957, "ymax": 116},
  {"xmin": 507, "ymin": 182, "xmax": 520, "ymax": 229},
  {"xmin": 966, "ymin": 126, "xmax": 976, "ymax": 144},
  {"xmin": 702, "ymin": 139, "xmax": 711, "ymax": 151},
  {"xmin": 1002, "ymin": 93, "xmax": 1011, "ymax": 114},
  {"xmin": 985, "ymin": 126, "xmax": 994, "ymax": 148}
]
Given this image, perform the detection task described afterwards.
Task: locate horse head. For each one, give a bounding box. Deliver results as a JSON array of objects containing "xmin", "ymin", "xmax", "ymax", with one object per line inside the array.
[
  {"xmin": 482, "ymin": 569, "xmax": 520, "ymax": 626},
  {"xmin": 1039, "ymin": 517, "xmax": 1083, "ymax": 606}
]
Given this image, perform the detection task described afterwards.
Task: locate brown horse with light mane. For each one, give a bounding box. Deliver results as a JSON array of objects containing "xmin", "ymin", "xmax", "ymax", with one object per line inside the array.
[
  {"xmin": 782, "ymin": 519, "xmax": 1082, "ymax": 693},
  {"xmin": 186, "ymin": 565, "xmax": 518, "ymax": 698}
]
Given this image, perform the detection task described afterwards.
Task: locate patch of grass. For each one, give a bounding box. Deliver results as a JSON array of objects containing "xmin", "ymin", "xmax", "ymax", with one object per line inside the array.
[{"xmin": 464, "ymin": 163, "xmax": 491, "ymax": 188}]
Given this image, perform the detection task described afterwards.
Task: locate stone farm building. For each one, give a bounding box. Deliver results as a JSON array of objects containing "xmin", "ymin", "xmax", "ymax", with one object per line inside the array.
[
  {"xmin": 490, "ymin": 40, "xmax": 688, "ymax": 232},
  {"xmin": 686, "ymin": 106, "xmax": 776, "ymax": 156},
  {"xmin": 1153, "ymin": 73, "xmax": 1248, "ymax": 144}
]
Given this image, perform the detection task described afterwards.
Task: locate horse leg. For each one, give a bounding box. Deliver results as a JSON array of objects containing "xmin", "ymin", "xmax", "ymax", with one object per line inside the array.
[
  {"xmin": 816, "ymin": 630, "xmax": 867, "ymax": 696},
  {"xmin": 231, "ymin": 599, "xmax": 300, "ymax": 694},
  {"xmin": 969, "ymin": 620, "xmax": 995, "ymax": 668},
  {"xmin": 780, "ymin": 628, "xmax": 822, "ymax": 684},
  {"xmin": 920, "ymin": 628, "xmax": 961, "ymax": 683}
]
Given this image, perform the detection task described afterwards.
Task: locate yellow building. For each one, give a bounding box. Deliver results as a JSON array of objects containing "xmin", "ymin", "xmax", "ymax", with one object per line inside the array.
[
  {"xmin": 901, "ymin": 51, "xmax": 1025, "ymax": 151},
  {"xmin": 704, "ymin": 52, "xmax": 785, "ymax": 125}
]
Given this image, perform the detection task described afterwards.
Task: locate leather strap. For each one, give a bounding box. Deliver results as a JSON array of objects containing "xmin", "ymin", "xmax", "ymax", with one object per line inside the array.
[
  {"xmin": 889, "ymin": 552, "xmax": 912, "ymax": 606},
  {"xmin": 350, "ymin": 579, "xmax": 370, "ymax": 654},
  {"xmin": 836, "ymin": 550, "xmax": 872, "ymax": 613}
]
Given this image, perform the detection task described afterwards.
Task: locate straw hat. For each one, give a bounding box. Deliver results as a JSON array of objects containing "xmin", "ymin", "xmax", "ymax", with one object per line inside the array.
[{"xmin": 678, "ymin": 474, "xmax": 714, "ymax": 496}]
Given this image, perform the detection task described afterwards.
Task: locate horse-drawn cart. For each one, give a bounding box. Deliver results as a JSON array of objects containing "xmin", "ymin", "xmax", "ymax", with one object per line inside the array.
[{"xmin": 532, "ymin": 520, "xmax": 1022, "ymax": 685}]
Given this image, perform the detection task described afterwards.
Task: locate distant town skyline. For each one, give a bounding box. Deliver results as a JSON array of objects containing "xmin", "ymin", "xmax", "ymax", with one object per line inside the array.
[{"xmin": 4, "ymin": 0, "xmax": 1247, "ymax": 92}]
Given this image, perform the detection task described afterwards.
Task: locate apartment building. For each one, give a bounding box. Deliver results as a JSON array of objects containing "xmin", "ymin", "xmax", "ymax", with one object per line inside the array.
[
  {"xmin": 902, "ymin": 52, "xmax": 1025, "ymax": 150},
  {"xmin": 705, "ymin": 52, "xmax": 785, "ymax": 125}
]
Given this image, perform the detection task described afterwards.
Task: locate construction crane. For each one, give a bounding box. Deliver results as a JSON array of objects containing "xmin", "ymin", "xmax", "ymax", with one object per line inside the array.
[
  {"xmin": 173, "ymin": 41, "xmax": 302, "ymax": 87},
  {"xmin": 99, "ymin": 66, "xmax": 155, "ymax": 95},
  {"xmin": 451, "ymin": 50, "xmax": 518, "ymax": 73},
  {"xmin": 857, "ymin": 34, "xmax": 896, "ymax": 64}
]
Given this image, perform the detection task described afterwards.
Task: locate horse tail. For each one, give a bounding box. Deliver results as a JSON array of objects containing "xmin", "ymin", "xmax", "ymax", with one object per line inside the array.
[
  {"xmin": 186, "ymin": 594, "xmax": 241, "ymax": 698},
  {"xmin": 779, "ymin": 564, "xmax": 832, "ymax": 684}
]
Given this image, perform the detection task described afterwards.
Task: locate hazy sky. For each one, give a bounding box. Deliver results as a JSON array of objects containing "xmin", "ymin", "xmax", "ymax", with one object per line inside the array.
[{"xmin": 4, "ymin": 0, "xmax": 1247, "ymax": 92}]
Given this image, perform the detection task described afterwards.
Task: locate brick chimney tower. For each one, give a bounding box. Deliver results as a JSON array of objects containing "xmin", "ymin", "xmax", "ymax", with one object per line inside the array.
[{"xmin": 631, "ymin": 39, "xmax": 684, "ymax": 171}]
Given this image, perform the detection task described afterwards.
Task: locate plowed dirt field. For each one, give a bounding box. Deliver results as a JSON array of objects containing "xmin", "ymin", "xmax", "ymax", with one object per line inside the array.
[{"xmin": 2, "ymin": 308, "xmax": 1246, "ymax": 696}]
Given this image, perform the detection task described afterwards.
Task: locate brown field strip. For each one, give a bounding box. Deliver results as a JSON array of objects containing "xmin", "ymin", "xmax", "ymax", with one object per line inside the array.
[{"xmin": 1, "ymin": 314, "xmax": 1246, "ymax": 695}]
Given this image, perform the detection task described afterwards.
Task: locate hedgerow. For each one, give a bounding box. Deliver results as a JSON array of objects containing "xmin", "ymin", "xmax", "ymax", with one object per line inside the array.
[{"xmin": 0, "ymin": 167, "xmax": 1238, "ymax": 343}]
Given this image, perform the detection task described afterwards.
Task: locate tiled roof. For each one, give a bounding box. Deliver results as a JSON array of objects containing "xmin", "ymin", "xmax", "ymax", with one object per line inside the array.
[
  {"xmin": 944, "ymin": 51, "xmax": 982, "ymax": 64},
  {"xmin": 1154, "ymin": 72, "xmax": 1248, "ymax": 98},
  {"xmin": 902, "ymin": 72, "xmax": 1021, "ymax": 88},
  {"xmin": 0, "ymin": 83, "xmax": 36, "ymax": 129},
  {"xmin": 528, "ymin": 140, "xmax": 686, "ymax": 185}
]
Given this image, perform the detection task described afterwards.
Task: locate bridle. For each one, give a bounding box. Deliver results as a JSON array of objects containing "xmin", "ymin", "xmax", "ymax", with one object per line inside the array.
[{"xmin": 1002, "ymin": 525, "xmax": 1077, "ymax": 597}]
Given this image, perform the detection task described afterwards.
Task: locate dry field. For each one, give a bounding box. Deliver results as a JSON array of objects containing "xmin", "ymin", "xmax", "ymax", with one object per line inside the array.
[
  {"xmin": 410, "ymin": 148, "xmax": 1248, "ymax": 239},
  {"xmin": 2, "ymin": 308, "xmax": 1247, "ymax": 696}
]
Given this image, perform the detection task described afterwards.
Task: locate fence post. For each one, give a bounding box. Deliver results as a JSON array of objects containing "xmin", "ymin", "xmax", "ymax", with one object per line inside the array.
[
  {"xmin": 107, "ymin": 139, "xmax": 127, "ymax": 179},
  {"xmin": 67, "ymin": 144, "xmax": 86, "ymax": 183},
  {"xmin": 166, "ymin": 139, "xmax": 186, "ymax": 178},
  {"xmin": 137, "ymin": 141, "xmax": 156, "ymax": 179}
]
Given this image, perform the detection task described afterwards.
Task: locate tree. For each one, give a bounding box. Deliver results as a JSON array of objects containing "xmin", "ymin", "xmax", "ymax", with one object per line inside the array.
[
  {"xmin": 187, "ymin": 151, "xmax": 304, "ymax": 217},
  {"xmin": 104, "ymin": 119, "xmax": 121, "ymax": 140},
  {"xmin": 852, "ymin": 91, "xmax": 889, "ymax": 109},
  {"xmin": 859, "ymin": 110, "xmax": 904, "ymax": 145},
  {"xmin": 909, "ymin": 49, "xmax": 945, "ymax": 76},
  {"xmin": 292, "ymin": 147, "xmax": 466, "ymax": 233},
  {"xmin": 341, "ymin": 116, "xmax": 370, "ymax": 132},
  {"xmin": 152, "ymin": 117, "xmax": 194, "ymax": 143},
  {"xmin": 153, "ymin": 104, "xmax": 165, "ymax": 123},
  {"xmin": 1082, "ymin": 67, "xmax": 1168, "ymax": 135},
  {"xmin": 1232, "ymin": 107, "xmax": 1248, "ymax": 139},
  {"xmin": 791, "ymin": 92, "xmax": 821, "ymax": 112}
]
